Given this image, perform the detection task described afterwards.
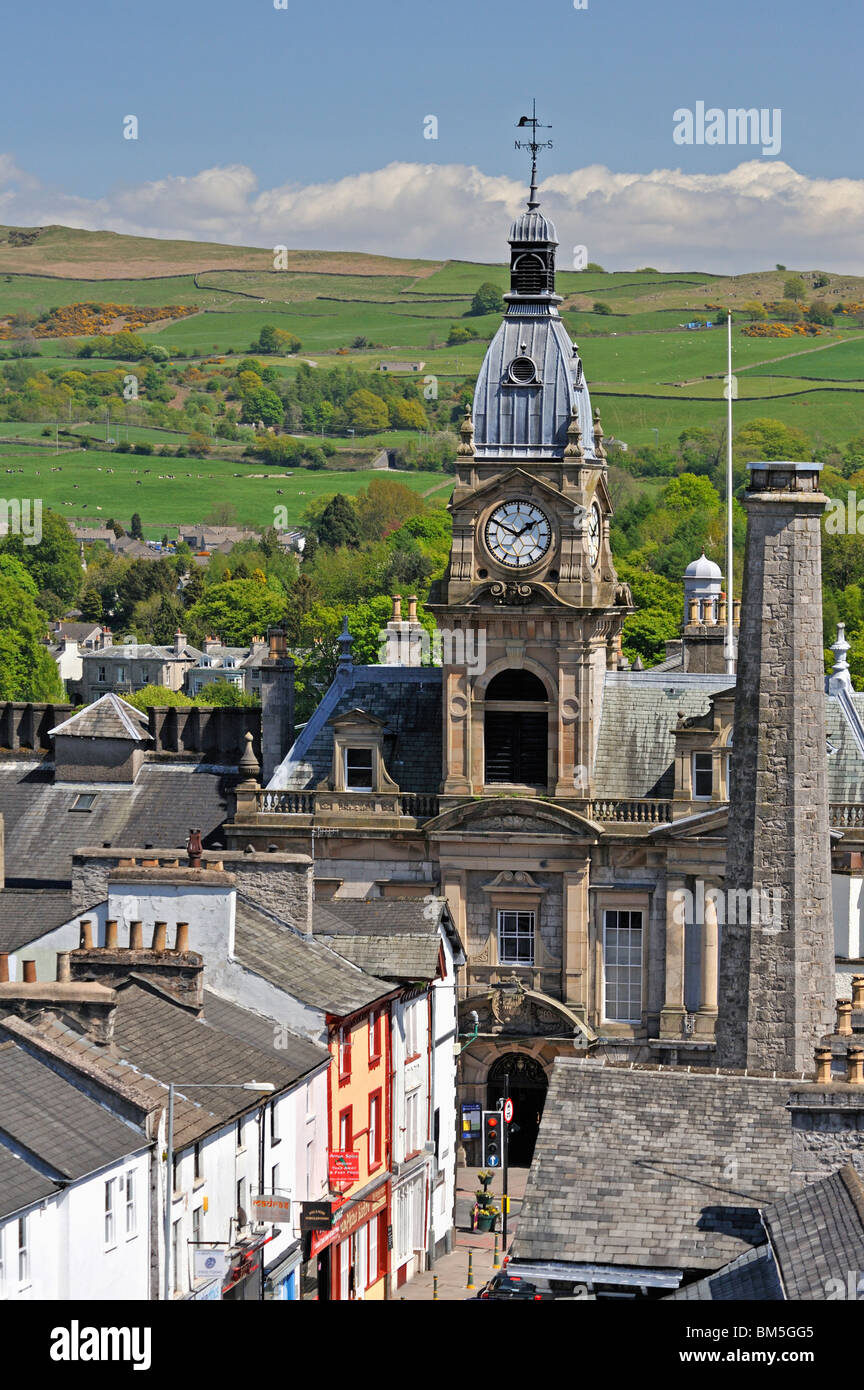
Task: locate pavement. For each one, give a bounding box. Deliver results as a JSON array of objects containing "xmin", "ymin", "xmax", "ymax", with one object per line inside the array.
[{"xmin": 399, "ymin": 1165, "xmax": 530, "ymax": 1301}]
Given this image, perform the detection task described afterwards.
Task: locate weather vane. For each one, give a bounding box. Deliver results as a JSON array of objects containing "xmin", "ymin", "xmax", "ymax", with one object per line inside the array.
[{"xmin": 515, "ymin": 99, "xmax": 552, "ymax": 210}]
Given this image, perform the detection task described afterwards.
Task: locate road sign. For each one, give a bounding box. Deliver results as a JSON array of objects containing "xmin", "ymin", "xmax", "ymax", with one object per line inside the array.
[{"xmin": 503, "ymin": 1099, "xmax": 514, "ymax": 1124}]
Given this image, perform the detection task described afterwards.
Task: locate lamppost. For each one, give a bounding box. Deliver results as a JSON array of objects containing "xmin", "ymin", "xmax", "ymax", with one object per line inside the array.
[{"xmin": 163, "ymin": 1080, "xmax": 275, "ymax": 1302}]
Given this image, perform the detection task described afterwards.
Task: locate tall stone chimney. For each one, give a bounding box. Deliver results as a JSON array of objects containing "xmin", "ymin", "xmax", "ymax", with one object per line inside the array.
[
  {"xmin": 716, "ymin": 460, "xmax": 836, "ymax": 1072},
  {"xmin": 260, "ymin": 625, "xmax": 295, "ymax": 784}
]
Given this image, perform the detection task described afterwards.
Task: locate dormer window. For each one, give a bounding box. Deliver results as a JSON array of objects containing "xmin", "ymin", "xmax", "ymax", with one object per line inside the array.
[
  {"xmin": 344, "ymin": 748, "xmax": 373, "ymax": 791},
  {"xmin": 692, "ymin": 751, "xmax": 714, "ymax": 799},
  {"xmin": 508, "ymin": 355, "xmax": 537, "ymax": 385}
]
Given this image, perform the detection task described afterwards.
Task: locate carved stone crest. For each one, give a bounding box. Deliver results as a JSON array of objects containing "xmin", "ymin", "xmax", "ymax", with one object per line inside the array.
[{"xmin": 489, "ymin": 580, "xmax": 533, "ymax": 606}]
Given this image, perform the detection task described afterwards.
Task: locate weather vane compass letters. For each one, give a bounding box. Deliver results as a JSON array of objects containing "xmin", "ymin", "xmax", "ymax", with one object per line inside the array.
[{"xmin": 515, "ymin": 99, "xmax": 552, "ymax": 209}]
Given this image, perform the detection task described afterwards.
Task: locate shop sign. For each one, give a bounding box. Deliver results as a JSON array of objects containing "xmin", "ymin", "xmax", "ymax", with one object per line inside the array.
[{"xmin": 300, "ymin": 1201, "xmax": 334, "ymax": 1232}]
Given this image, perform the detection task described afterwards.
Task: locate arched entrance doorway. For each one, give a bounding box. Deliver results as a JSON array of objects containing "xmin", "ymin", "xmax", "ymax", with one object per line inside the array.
[{"xmin": 486, "ymin": 1053, "xmax": 548, "ymax": 1167}]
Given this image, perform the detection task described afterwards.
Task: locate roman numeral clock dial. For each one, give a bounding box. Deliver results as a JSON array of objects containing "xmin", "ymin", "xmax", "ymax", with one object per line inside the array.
[{"xmin": 484, "ymin": 500, "xmax": 551, "ymax": 568}]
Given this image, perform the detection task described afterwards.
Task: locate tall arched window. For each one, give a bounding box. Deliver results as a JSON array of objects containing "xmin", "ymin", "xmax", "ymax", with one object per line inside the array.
[
  {"xmin": 484, "ymin": 669, "xmax": 549, "ymax": 787},
  {"xmin": 512, "ymin": 252, "xmax": 546, "ymax": 295}
]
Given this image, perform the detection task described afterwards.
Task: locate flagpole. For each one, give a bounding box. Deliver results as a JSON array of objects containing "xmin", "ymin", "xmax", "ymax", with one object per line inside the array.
[{"xmin": 725, "ymin": 310, "xmax": 735, "ymax": 675}]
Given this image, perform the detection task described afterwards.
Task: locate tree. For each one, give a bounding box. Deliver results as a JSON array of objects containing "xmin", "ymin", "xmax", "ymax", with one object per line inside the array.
[
  {"xmin": 783, "ymin": 275, "xmax": 807, "ymax": 301},
  {"xmin": 187, "ymin": 431, "xmax": 211, "ymax": 457},
  {"xmin": 345, "ymin": 389, "xmax": 389, "ymax": 434},
  {"xmin": 733, "ymin": 417, "xmax": 811, "ymax": 467},
  {"xmin": 123, "ymin": 684, "xmax": 193, "ymax": 711},
  {"xmin": 192, "ymin": 679, "xmax": 259, "ymax": 708},
  {"xmin": 240, "ymin": 386, "xmax": 284, "ymax": 428},
  {"xmin": 806, "ymin": 299, "xmax": 835, "ymax": 327},
  {"xmin": 389, "ymin": 397, "xmax": 429, "ymax": 430},
  {"xmin": 0, "ymin": 556, "xmax": 65, "ymax": 701},
  {"xmin": 740, "ymin": 300, "xmax": 767, "ymax": 320},
  {"xmin": 205, "ymin": 501, "xmax": 238, "ymax": 527},
  {"xmin": 469, "ymin": 282, "xmax": 504, "ymax": 316},
  {"xmin": 317, "ymin": 494, "xmax": 360, "ymax": 549},
  {"xmin": 185, "ymin": 579, "xmax": 286, "ymax": 647},
  {"xmin": 447, "ymin": 325, "xmax": 477, "ymax": 345},
  {"xmin": 593, "ymin": 302, "xmax": 613, "ymax": 315},
  {"xmin": 617, "ymin": 561, "xmax": 682, "ymax": 666},
  {"xmin": 79, "ymin": 589, "xmax": 103, "ymax": 622},
  {"xmin": 254, "ymin": 324, "xmax": 302, "ymax": 355},
  {"xmin": 0, "ymin": 507, "xmax": 81, "ymax": 605},
  {"xmin": 130, "ymin": 513, "xmax": 143, "ymax": 540}
]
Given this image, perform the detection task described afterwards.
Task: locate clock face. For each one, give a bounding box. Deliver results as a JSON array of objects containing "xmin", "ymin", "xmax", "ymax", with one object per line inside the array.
[
  {"xmin": 587, "ymin": 503, "xmax": 601, "ymax": 567},
  {"xmin": 485, "ymin": 500, "xmax": 552, "ymax": 569}
]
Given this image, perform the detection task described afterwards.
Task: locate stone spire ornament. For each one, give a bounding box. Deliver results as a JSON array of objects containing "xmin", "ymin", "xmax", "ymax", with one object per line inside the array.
[
  {"xmin": 563, "ymin": 404, "xmax": 585, "ymax": 460},
  {"xmin": 457, "ymin": 405, "xmax": 475, "ymax": 457},
  {"xmin": 592, "ymin": 407, "xmax": 607, "ymax": 463}
]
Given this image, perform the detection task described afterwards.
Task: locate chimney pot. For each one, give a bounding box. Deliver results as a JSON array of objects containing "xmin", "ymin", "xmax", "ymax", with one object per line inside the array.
[
  {"xmin": 392, "ymin": 594, "xmax": 402, "ymax": 623},
  {"xmin": 175, "ymin": 922, "xmax": 189, "ymax": 953},
  {"xmin": 152, "ymin": 921, "xmax": 168, "ymax": 952},
  {"xmin": 57, "ymin": 952, "xmax": 71, "ymax": 983},
  {"xmin": 0, "ymin": 952, "xmax": 8, "ymax": 983},
  {"xmin": 853, "ymin": 976, "xmax": 864, "ymax": 1011},
  {"xmin": 408, "ymin": 595, "xmax": 418, "ymax": 621},
  {"xmin": 847, "ymin": 1046, "xmax": 864, "ymax": 1085},
  {"xmin": 105, "ymin": 919, "xmax": 118, "ymax": 949},
  {"xmin": 837, "ymin": 999, "xmax": 854, "ymax": 1037},
  {"xmin": 22, "ymin": 960, "xmax": 36, "ymax": 984},
  {"xmin": 79, "ymin": 919, "xmax": 94, "ymax": 950},
  {"xmin": 815, "ymin": 1046, "xmax": 833, "ymax": 1084},
  {"xmin": 129, "ymin": 920, "xmax": 143, "ymax": 949}
]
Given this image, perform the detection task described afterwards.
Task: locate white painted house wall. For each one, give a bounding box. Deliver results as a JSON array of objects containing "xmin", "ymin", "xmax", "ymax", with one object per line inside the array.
[
  {"xmin": 0, "ymin": 1149, "xmax": 150, "ymax": 1301},
  {"xmin": 430, "ymin": 930, "xmax": 459, "ymax": 1258},
  {"xmin": 166, "ymin": 1069, "xmax": 329, "ymax": 1300}
]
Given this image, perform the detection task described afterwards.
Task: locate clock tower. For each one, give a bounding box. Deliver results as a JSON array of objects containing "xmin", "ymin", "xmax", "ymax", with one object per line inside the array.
[{"xmin": 428, "ymin": 150, "xmax": 632, "ymax": 805}]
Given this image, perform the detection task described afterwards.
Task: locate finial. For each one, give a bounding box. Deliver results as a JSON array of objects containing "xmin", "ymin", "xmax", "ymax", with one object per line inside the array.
[
  {"xmin": 563, "ymin": 403, "xmax": 585, "ymax": 460},
  {"xmin": 336, "ymin": 615, "xmax": 355, "ymax": 683},
  {"xmin": 457, "ymin": 404, "xmax": 475, "ymax": 457},
  {"xmin": 515, "ymin": 100, "xmax": 552, "ymax": 211},
  {"xmin": 238, "ymin": 729, "xmax": 260, "ymax": 781},
  {"xmin": 592, "ymin": 406, "xmax": 607, "ymax": 462},
  {"xmin": 827, "ymin": 622, "xmax": 853, "ymax": 696}
]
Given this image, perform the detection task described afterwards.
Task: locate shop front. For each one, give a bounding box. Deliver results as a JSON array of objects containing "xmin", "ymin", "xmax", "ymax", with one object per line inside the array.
[{"xmin": 309, "ymin": 1179, "xmax": 390, "ymax": 1301}]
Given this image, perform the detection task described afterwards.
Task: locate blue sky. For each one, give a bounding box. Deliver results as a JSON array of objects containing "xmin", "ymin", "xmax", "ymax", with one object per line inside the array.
[{"xmin": 1, "ymin": 0, "xmax": 862, "ymax": 269}]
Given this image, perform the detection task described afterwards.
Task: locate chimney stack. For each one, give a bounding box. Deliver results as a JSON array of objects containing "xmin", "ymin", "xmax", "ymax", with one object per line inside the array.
[
  {"xmin": 716, "ymin": 460, "xmax": 836, "ymax": 1073},
  {"xmin": 815, "ymin": 1046, "xmax": 833, "ymax": 1084}
]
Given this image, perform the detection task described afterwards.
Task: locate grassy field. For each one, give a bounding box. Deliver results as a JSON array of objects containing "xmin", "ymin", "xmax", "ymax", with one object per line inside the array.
[
  {"xmin": 2, "ymin": 224, "xmax": 864, "ymax": 528},
  {"xmin": 0, "ymin": 445, "xmax": 450, "ymax": 533}
]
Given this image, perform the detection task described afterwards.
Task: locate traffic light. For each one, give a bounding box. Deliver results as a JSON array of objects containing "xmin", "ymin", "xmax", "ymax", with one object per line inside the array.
[{"xmin": 482, "ymin": 1110, "xmax": 502, "ymax": 1168}]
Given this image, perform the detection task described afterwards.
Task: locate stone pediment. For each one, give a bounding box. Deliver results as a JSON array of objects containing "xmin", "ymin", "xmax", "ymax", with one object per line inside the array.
[
  {"xmin": 426, "ymin": 797, "xmax": 600, "ymax": 838},
  {"xmin": 452, "ymin": 466, "xmax": 571, "ymax": 516},
  {"xmin": 461, "ymin": 979, "xmax": 596, "ymax": 1043}
]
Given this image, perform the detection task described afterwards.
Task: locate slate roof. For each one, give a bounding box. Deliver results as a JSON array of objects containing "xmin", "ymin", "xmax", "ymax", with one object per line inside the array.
[
  {"xmin": 0, "ymin": 890, "xmax": 74, "ymax": 952},
  {"xmin": 50, "ymin": 693, "xmax": 150, "ymax": 741},
  {"xmin": 513, "ymin": 1058, "xmax": 797, "ymax": 1273},
  {"xmin": 274, "ymin": 668, "xmax": 443, "ymax": 794},
  {"xmin": 312, "ymin": 898, "xmax": 445, "ymax": 980},
  {"xmin": 594, "ymin": 672, "xmax": 733, "ymax": 800},
  {"xmin": 0, "ymin": 1038, "xmax": 147, "ymax": 1186},
  {"xmin": 83, "ymin": 640, "xmax": 201, "ymax": 663},
  {"xmin": 202, "ymin": 990, "xmax": 328, "ymax": 1075},
  {"xmin": 665, "ymin": 1243, "xmax": 783, "ymax": 1301},
  {"xmin": 50, "ymin": 622, "xmax": 104, "ymax": 644},
  {"xmin": 234, "ymin": 897, "xmax": 391, "ymax": 1016},
  {"xmin": 0, "ymin": 762, "xmax": 231, "ymax": 888},
  {"xmin": 271, "ymin": 661, "xmax": 864, "ymax": 802},
  {"xmin": 108, "ymin": 979, "xmax": 326, "ymax": 1145},
  {"xmin": 764, "ymin": 1162, "xmax": 864, "ymax": 1299},
  {"xmin": 0, "ymin": 1143, "xmax": 58, "ymax": 1220}
]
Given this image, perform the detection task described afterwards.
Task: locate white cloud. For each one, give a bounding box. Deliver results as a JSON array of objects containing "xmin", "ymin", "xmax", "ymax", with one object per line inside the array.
[{"xmin": 0, "ymin": 155, "xmax": 862, "ymax": 272}]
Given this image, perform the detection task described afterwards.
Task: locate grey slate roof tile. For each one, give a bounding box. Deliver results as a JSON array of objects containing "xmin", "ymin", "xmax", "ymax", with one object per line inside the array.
[
  {"xmin": 234, "ymin": 897, "xmax": 390, "ymax": 1016},
  {"xmin": 0, "ymin": 1038, "xmax": 147, "ymax": 1184},
  {"xmin": 0, "ymin": 762, "xmax": 230, "ymax": 888},
  {"xmin": 0, "ymin": 1143, "xmax": 58, "ymax": 1220}
]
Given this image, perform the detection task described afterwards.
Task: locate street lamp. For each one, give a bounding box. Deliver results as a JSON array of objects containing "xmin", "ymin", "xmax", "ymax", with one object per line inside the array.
[{"xmin": 164, "ymin": 1080, "xmax": 275, "ymax": 1301}]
